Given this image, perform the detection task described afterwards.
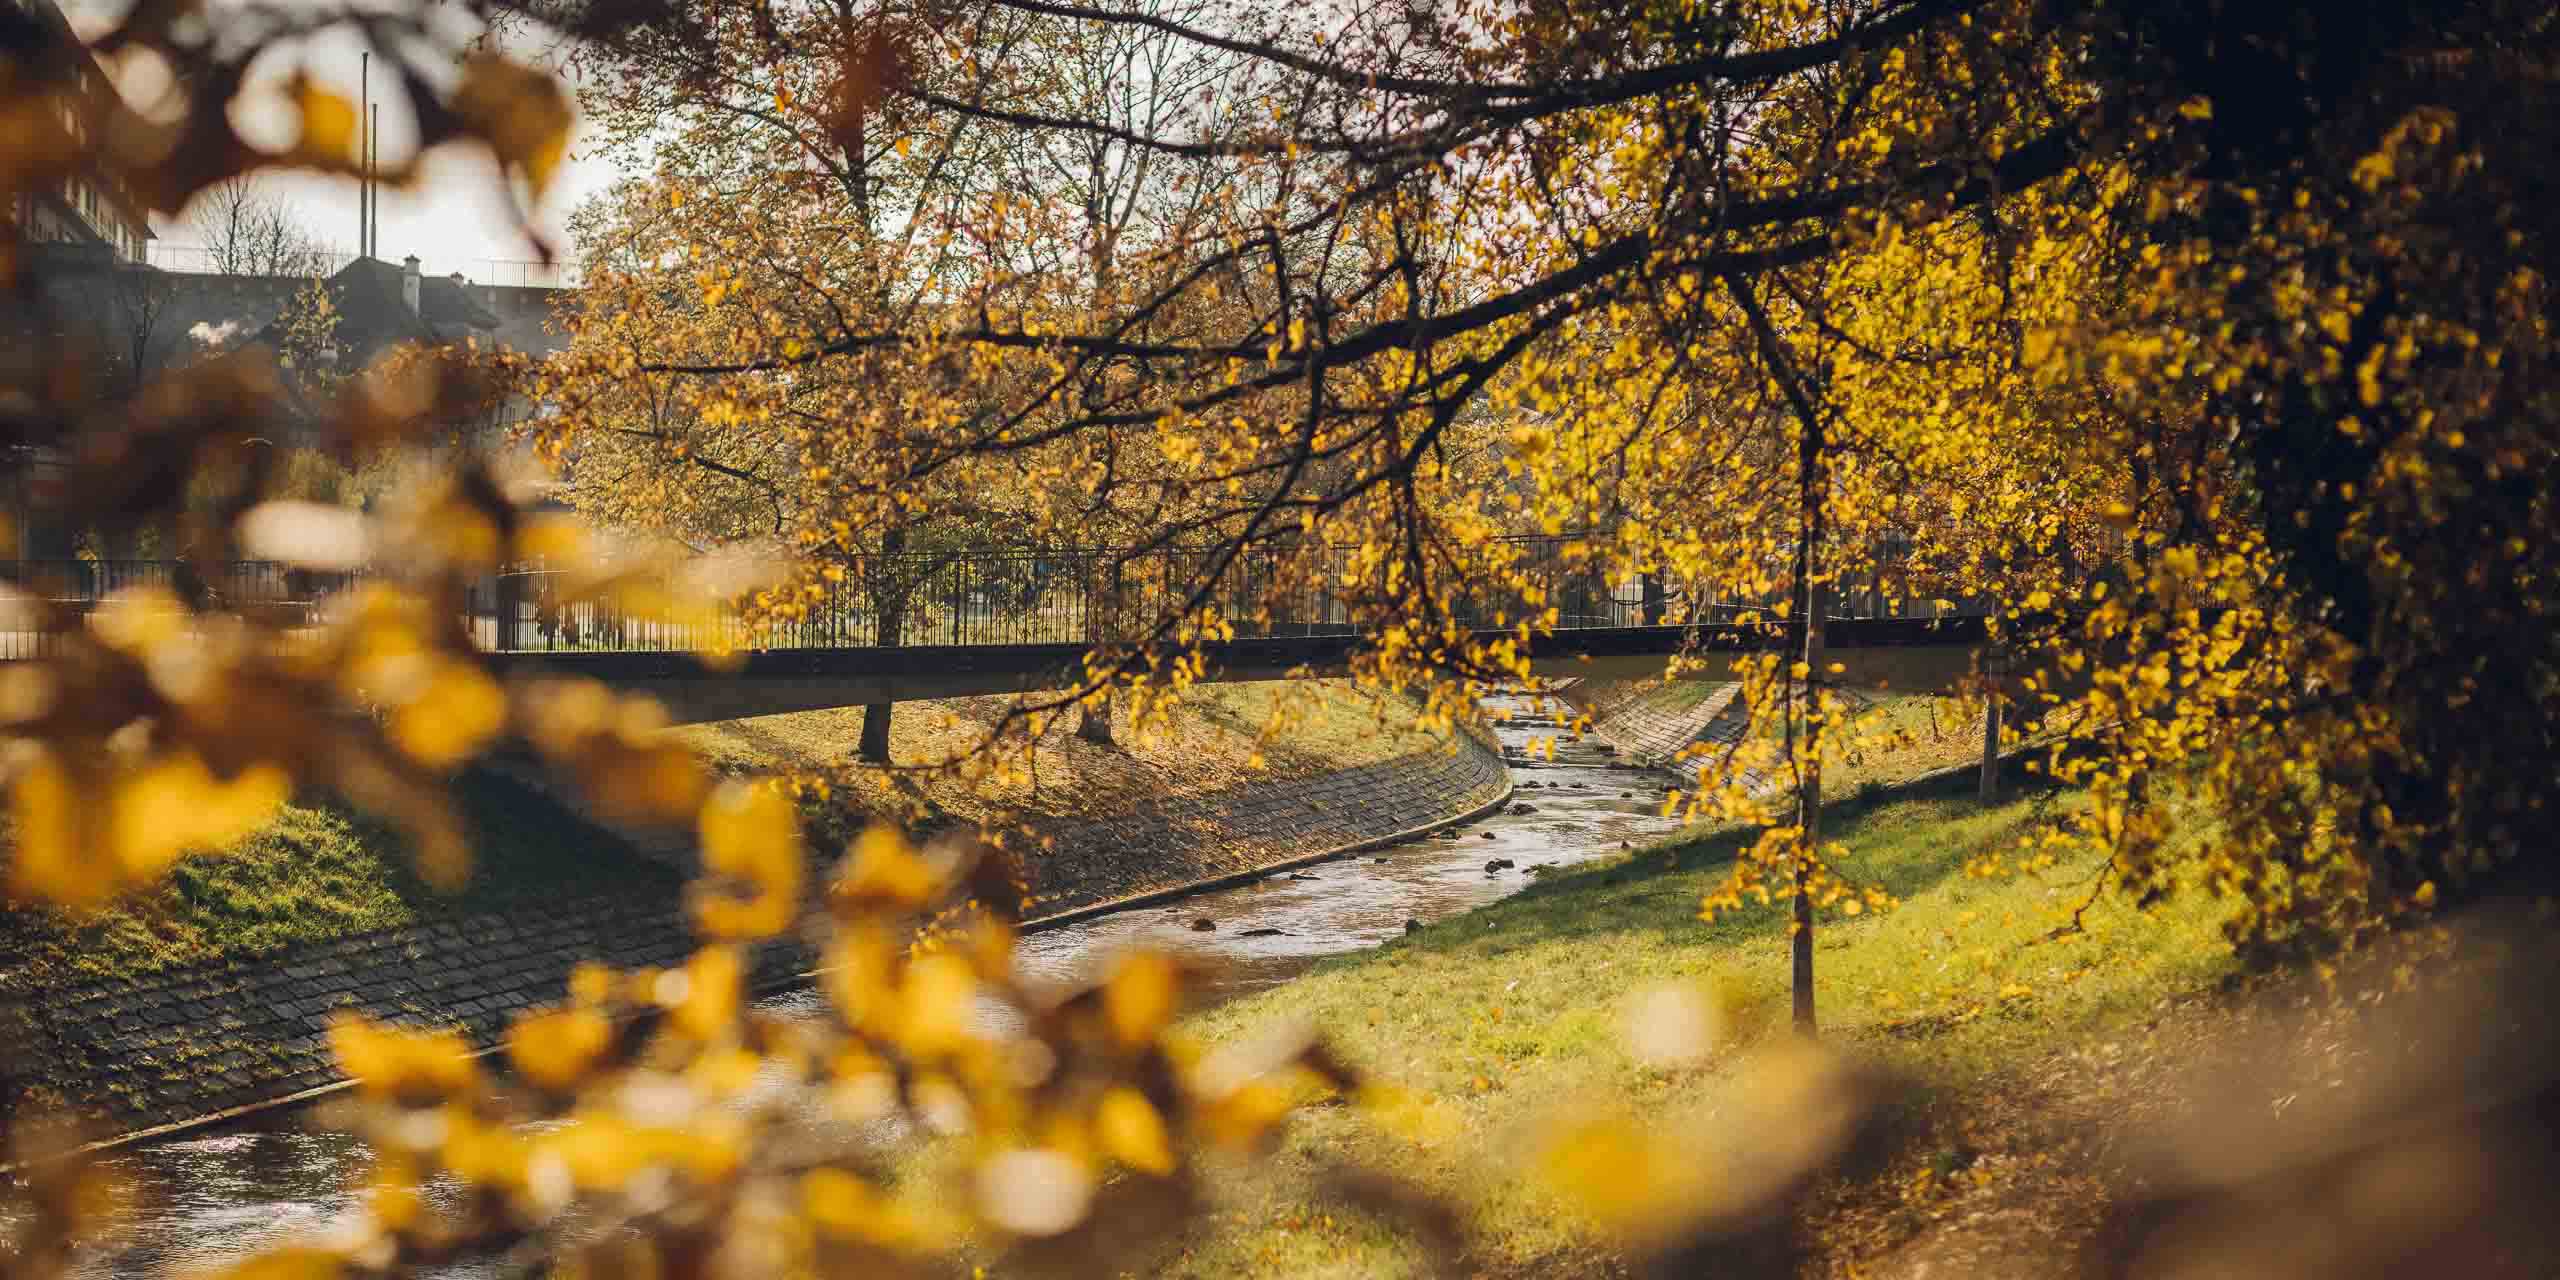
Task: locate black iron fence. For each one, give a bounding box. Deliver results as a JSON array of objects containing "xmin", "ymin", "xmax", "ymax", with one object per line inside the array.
[
  {"xmin": 0, "ymin": 560, "xmax": 367, "ymax": 660},
  {"xmin": 1, "ymin": 536, "xmax": 1988, "ymax": 660}
]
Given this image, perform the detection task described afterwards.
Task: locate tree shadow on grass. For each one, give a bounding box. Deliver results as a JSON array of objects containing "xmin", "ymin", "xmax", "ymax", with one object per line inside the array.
[{"xmin": 1397, "ymin": 759, "xmax": 2067, "ymax": 960}]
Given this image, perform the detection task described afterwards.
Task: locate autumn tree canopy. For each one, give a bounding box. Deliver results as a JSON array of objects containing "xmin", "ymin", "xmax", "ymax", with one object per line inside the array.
[{"xmin": 534, "ymin": 0, "xmax": 2560, "ymax": 943}]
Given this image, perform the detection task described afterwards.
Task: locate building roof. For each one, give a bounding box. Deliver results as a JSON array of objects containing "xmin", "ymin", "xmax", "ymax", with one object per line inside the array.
[
  {"xmin": 16, "ymin": 245, "xmax": 570, "ymax": 391},
  {"xmin": 320, "ymin": 257, "xmax": 502, "ymax": 347}
]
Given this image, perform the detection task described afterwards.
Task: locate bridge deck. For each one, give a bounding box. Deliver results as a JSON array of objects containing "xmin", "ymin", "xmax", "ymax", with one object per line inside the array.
[
  {"xmin": 481, "ymin": 618, "xmax": 1992, "ymax": 722},
  {"xmin": 1, "ymin": 554, "xmax": 1997, "ymax": 720}
]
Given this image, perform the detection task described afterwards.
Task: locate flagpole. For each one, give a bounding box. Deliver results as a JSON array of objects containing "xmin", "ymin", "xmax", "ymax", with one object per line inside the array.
[{"xmin": 358, "ymin": 51, "xmax": 369, "ymax": 259}]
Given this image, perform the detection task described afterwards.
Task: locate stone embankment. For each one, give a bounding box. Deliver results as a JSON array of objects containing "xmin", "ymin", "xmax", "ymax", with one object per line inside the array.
[
  {"xmin": 0, "ymin": 737, "xmax": 1506, "ymax": 1149},
  {"xmin": 1556, "ymin": 678, "xmax": 1749, "ymax": 772}
]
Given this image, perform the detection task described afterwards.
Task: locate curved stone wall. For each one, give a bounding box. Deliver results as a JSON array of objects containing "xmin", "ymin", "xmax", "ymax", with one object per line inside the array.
[{"xmin": 0, "ymin": 734, "xmax": 1508, "ymax": 1151}]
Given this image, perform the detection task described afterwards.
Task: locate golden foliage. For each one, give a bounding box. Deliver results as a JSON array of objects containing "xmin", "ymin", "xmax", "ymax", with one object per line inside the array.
[{"xmin": 2, "ymin": 0, "xmax": 2555, "ymax": 1274}]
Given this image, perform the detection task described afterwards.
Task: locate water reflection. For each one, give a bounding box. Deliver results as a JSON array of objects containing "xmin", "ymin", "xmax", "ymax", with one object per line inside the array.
[{"xmin": 50, "ymin": 694, "xmax": 1668, "ymax": 1276}]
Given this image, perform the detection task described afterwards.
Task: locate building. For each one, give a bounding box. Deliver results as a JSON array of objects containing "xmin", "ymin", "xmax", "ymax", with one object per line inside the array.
[
  {"xmin": 4, "ymin": 0, "xmax": 153, "ymax": 264},
  {"xmin": 4, "ymin": 247, "xmax": 574, "ymax": 553}
]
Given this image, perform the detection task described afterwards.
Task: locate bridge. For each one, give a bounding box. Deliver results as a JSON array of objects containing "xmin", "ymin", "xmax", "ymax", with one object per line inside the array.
[{"xmin": 2, "ymin": 539, "xmax": 1997, "ymax": 723}]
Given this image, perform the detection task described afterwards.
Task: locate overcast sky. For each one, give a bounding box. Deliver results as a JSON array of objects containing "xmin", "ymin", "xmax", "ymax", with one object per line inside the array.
[{"xmin": 70, "ymin": 0, "xmax": 630, "ymax": 283}]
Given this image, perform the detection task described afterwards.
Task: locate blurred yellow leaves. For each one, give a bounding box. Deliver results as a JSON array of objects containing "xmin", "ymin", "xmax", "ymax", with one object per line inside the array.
[
  {"xmin": 7, "ymin": 748, "xmax": 288, "ymax": 909},
  {"xmin": 834, "ymin": 824, "xmax": 941, "ymax": 912},
  {"xmin": 671, "ymin": 944, "xmax": 743, "ymax": 1042},
  {"xmin": 451, "ymin": 53, "xmax": 575, "ymax": 200},
  {"xmin": 216, "ymin": 1249, "xmax": 345, "ymax": 1280},
  {"xmin": 1094, "ymin": 1087, "xmax": 1176, "ymax": 1175},
  {"xmin": 387, "ymin": 658, "xmax": 508, "ymax": 770},
  {"xmin": 1537, "ymin": 1117, "xmax": 1712, "ymax": 1240},
  {"xmin": 803, "ymin": 1166, "xmax": 963, "ymax": 1251},
  {"xmin": 329, "ymin": 1014, "xmax": 476, "ymax": 1103},
  {"xmin": 507, "ymin": 1006, "xmax": 614, "ymax": 1092},
  {"xmin": 694, "ymin": 780, "xmax": 805, "ymax": 939},
  {"xmin": 1102, "ymin": 951, "xmax": 1179, "ymax": 1049},
  {"xmin": 518, "ymin": 678, "xmax": 707, "ymax": 826},
  {"xmin": 293, "ymin": 81, "xmax": 360, "ymax": 167}
]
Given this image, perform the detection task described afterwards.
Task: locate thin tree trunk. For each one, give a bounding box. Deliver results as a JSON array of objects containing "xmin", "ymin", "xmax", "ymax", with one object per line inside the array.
[
  {"xmin": 1077, "ymin": 553, "xmax": 1118, "ymax": 747},
  {"xmin": 1792, "ymin": 532, "xmax": 1826, "ymax": 1036},
  {"xmin": 1075, "ymin": 694, "xmax": 1113, "ymax": 745},
  {"xmin": 1980, "ymin": 654, "xmax": 2003, "ymax": 804},
  {"xmin": 857, "ymin": 702, "xmax": 893, "ymax": 764},
  {"xmin": 1730, "ymin": 271, "xmax": 1828, "ymax": 1037},
  {"xmin": 858, "ymin": 528, "xmax": 908, "ymax": 765}
]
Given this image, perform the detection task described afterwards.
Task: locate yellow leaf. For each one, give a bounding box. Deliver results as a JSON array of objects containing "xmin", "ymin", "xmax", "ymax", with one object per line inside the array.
[
  {"xmin": 109, "ymin": 753, "xmax": 291, "ymax": 884},
  {"xmin": 214, "ymin": 1249, "xmax": 345, "ymax": 1280},
  {"xmin": 296, "ymin": 82, "xmax": 359, "ymax": 165},
  {"xmin": 1535, "ymin": 1118, "xmax": 1706, "ymax": 1237},
  {"xmin": 1198, "ymin": 1078, "xmax": 1294, "ymax": 1152},
  {"xmin": 390, "ymin": 659, "xmax": 508, "ymax": 769},
  {"xmin": 836, "ymin": 824, "xmax": 941, "ymax": 911},
  {"xmin": 1095, "ymin": 1087, "xmax": 1176, "ymax": 1175},
  {"xmin": 671, "ymin": 945, "xmax": 742, "ymax": 1041},
  {"xmin": 695, "ymin": 780, "xmax": 805, "ymax": 939},
  {"xmin": 452, "ymin": 53, "xmax": 576, "ymax": 198},
  {"xmin": 804, "ymin": 1166, "xmax": 883, "ymax": 1235},
  {"xmin": 507, "ymin": 1006, "xmax": 614, "ymax": 1091},
  {"xmin": 2021, "ymin": 327, "xmax": 2056, "ymax": 369},
  {"xmin": 8, "ymin": 751, "xmax": 98, "ymax": 908},
  {"xmin": 328, "ymin": 1013, "xmax": 476, "ymax": 1101},
  {"xmin": 899, "ymin": 953, "xmax": 978, "ymax": 1058},
  {"xmin": 1102, "ymin": 951, "xmax": 1179, "ymax": 1049}
]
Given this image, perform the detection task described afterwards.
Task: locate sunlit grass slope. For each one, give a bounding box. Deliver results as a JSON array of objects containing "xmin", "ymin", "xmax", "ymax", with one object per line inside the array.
[
  {"xmin": 0, "ymin": 771, "xmax": 676, "ymax": 987},
  {"xmin": 1157, "ymin": 768, "xmax": 2236, "ymax": 1278}
]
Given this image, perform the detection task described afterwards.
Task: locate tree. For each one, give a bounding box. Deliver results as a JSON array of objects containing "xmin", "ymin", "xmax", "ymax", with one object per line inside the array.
[
  {"xmin": 551, "ymin": 0, "xmax": 1259, "ymax": 760},
  {"xmin": 5, "ymin": 0, "xmax": 2559, "ymax": 1274},
  {"xmin": 97, "ymin": 260, "xmax": 176, "ymax": 396},
  {"xmin": 190, "ymin": 177, "xmax": 333, "ymax": 277},
  {"xmin": 543, "ymin": 0, "xmax": 2560, "ymax": 996}
]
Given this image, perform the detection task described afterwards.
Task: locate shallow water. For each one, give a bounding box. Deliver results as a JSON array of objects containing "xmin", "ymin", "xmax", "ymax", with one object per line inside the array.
[{"xmin": 47, "ymin": 695, "xmax": 1674, "ymax": 1276}]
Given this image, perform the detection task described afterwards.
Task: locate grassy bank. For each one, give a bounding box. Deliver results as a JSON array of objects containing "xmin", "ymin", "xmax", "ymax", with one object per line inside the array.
[
  {"xmin": 0, "ymin": 771, "xmax": 676, "ymax": 989},
  {"xmin": 1158, "ymin": 767, "xmax": 2236, "ymax": 1277}
]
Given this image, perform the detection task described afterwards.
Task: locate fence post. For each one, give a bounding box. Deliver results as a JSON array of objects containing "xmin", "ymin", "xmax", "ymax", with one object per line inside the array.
[{"xmin": 495, "ymin": 571, "xmax": 524, "ymax": 651}]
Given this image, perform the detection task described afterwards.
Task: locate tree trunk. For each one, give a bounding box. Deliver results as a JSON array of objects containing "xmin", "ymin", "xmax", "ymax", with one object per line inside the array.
[
  {"xmin": 1979, "ymin": 654, "xmax": 2004, "ymax": 804},
  {"xmin": 1730, "ymin": 270, "xmax": 1828, "ymax": 1038},
  {"xmin": 1075, "ymin": 694, "xmax": 1113, "ymax": 746},
  {"xmin": 1793, "ymin": 576, "xmax": 1825, "ymax": 1037},
  {"xmin": 1077, "ymin": 552, "xmax": 1119, "ymax": 748},
  {"xmin": 857, "ymin": 703, "xmax": 894, "ymax": 764},
  {"xmin": 859, "ymin": 528, "xmax": 908, "ymax": 764}
]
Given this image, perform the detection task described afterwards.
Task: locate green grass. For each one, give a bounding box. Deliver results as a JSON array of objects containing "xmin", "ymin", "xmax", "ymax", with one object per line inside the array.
[
  {"xmin": 0, "ymin": 770, "xmax": 677, "ymax": 988},
  {"xmin": 1153, "ymin": 771, "xmax": 2237, "ymax": 1277}
]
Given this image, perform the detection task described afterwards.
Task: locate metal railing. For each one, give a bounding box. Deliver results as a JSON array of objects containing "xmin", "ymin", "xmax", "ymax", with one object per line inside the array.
[
  {"xmin": 143, "ymin": 243, "xmax": 583, "ymax": 290},
  {"xmin": 1, "ymin": 536, "xmax": 1988, "ymax": 662}
]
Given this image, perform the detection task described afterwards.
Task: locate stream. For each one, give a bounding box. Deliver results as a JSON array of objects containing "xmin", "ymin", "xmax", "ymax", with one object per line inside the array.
[{"xmin": 48, "ymin": 695, "xmax": 1678, "ymax": 1276}]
